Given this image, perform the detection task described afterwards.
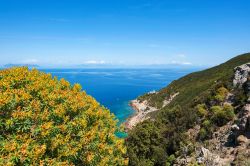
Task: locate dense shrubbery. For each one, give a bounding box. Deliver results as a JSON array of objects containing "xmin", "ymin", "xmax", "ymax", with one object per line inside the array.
[
  {"xmin": 198, "ymin": 104, "xmax": 235, "ymax": 140},
  {"xmin": 197, "ymin": 86, "xmax": 235, "ymax": 140},
  {"xmin": 126, "ymin": 121, "xmax": 167, "ymax": 166},
  {"xmin": 195, "ymin": 104, "xmax": 208, "ymax": 117},
  {"xmin": 211, "ymin": 104, "xmax": 235, "ymax": 126},
  {"xmin": 0, "ymin": 67, "xmax": 127, "ymax": 165},
  {"xmin": 213, "ymin": 87, "xmax": 229, "ymax": 102},
  {"xmin": 127, "ymin": 105, "xmax": 197, "ymax": 165}
]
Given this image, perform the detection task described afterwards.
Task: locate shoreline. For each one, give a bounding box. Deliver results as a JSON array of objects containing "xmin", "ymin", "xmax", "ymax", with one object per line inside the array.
[
  {"xmin": 124, "ymin": 99, "xmax": 158, "ymax": 131},
  {"xmin": 124, "ymin": 101, "xmax": 138, "ymax": 131}
]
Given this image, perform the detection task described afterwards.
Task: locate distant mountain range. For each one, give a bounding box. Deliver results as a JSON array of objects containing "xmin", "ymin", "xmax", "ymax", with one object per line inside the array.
[
  {"xmin": 1, "ymin": 63, "xmax": 206, "ymax": 69},
  {"xmin": 3, "ymin": 64, "xmax": 40, "ymax": 68}
]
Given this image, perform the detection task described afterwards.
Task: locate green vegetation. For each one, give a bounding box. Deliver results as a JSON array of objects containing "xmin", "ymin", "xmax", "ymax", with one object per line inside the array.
[
  {"xmin": 0, "ymin": 67, "xmax": 127, "ymax": 165},
  {"xmin": 127, "ymin": 53, "xmax": 250, "ymax": 165},
  {"xmin": 198, "ymin": 103, "xmax": 235, "ymax": 140},
  {"xmin": 195, "ymin": 104, "xmax": 208, "ymax": 117},
  {"xmin": 213, "ymin": 87, "xmax": 229, "ymax": 102},
  {"xmin": 211, "ymin": 104, "xmax": 235, "ymax": 126},
  {"xmin": 127, "ymin": 105, "xmax": 196, "ymax": 165}
]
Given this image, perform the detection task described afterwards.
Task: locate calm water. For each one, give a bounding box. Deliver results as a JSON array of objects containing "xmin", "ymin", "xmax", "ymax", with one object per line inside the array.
[{"xmin": 41, "ymin": 68, "xmax": 197, "ymax": 124}]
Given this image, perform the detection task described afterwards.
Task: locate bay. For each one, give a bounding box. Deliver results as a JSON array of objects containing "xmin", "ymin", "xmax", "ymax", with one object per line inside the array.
[{"xmin": 42, "ymin": 68, "xmax": 198, "ymax": 125}]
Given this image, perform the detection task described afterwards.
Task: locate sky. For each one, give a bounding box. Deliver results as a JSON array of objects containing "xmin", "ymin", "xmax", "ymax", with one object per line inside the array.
[{"xmin": 0, "ymin": 0, "xmax": 249, "ymax": 67}]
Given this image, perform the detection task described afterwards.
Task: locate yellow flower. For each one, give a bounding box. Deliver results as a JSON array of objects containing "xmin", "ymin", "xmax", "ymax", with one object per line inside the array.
[{"xmin": 86, "ymin": 152, "xmax": 94, "ymax": 162}]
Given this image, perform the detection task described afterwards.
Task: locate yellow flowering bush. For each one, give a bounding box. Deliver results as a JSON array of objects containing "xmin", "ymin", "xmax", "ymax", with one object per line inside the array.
[{"xmin": 0, "ymin": 67, "xmax": 127, "ymax": 165}]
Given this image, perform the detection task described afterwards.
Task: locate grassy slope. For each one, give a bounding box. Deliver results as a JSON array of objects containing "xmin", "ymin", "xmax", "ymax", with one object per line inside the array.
[{"xmin": 139, "ymin": 53, "xmax": 250, "ymax": 110}]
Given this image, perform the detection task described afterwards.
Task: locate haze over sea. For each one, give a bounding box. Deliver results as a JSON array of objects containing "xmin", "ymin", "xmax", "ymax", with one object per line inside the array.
[{"xmin": 42, "ymin": 68, "xmax": 198, "ymax": 124}]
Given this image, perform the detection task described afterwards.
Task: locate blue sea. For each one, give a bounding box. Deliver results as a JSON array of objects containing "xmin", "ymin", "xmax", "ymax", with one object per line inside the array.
[{"xmin": 42, "ymin": 68, "xmax": 198, "ymax": 124}]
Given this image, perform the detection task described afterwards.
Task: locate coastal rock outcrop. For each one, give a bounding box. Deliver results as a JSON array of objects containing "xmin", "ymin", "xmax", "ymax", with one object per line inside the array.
[
  {"xmin": 235, "ymin": 104, "xmax": 250, "ymax": 133},
  {"xmin": 233, "ymin": 63, "xmax": 250, "ymax": 87}
]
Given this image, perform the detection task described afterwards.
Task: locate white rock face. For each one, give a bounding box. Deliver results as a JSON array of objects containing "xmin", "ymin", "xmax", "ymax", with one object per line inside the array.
[
  {"xmin": 239, "ymin": 104, "xmax": 250, "ymax": 131},
  {"xmin": 196, "ymin": 147, "xmax": 222, "ymax": 166},
  {"xmin": 233, "ymin": 63, "xmax": 250, "ymax": 87}
]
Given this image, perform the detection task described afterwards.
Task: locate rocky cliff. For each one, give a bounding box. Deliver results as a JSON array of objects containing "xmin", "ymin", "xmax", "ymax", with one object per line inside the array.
[{"xmin": 175, "ymin": 62, "xmax": 250, "ymax": 166}]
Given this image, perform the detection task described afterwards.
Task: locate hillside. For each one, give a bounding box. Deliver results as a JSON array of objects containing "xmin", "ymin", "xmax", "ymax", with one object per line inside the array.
[
  {"xmin": 126, "ymin": 53, "xmax": 250, "ymax": 165},
  {"xmin": 138, "ymin": 53, "xmax": 250, "ymax": 110}
]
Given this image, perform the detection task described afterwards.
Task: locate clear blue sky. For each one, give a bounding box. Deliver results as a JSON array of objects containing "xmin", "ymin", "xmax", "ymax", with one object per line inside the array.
[{"xmin": 0, "ymin": 0, "xmax": 249, "ymax": 67}]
